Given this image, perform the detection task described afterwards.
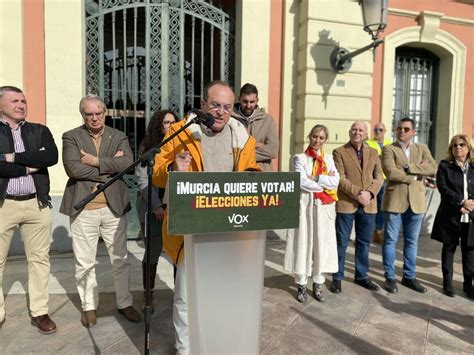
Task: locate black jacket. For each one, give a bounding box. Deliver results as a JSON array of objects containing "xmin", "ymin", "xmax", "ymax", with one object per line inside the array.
[
  {"xmin": 0, "ymin": 120, "xmax": 58, "ymax": 207},
  {"xmin": 431, "ymin": 159, "xmax": 474, "ymax": 246}
]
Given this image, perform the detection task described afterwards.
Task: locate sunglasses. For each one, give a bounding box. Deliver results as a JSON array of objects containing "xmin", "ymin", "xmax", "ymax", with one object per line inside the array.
[
  {"xmin": 452, "ymin": 143, "xmax": 466, "ymax": 148},
  {"xmin": 162, "ymin": 120, "xmax": 175, "ymax": 125},
  {"xmin": 373, "ymin": 128, "xmax": 384, "ymax": 132},
  {"xmin": 396, "ymin": 127, "xmax": 411, "ymax": 133}
]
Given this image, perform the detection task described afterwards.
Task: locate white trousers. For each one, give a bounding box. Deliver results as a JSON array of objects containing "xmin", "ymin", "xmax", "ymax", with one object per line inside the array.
[
  {"xmin": 70, "ymin": 207, "xmax": 133, "ymax": 311},
  {"xmin": 295, "ymin": 273, "xmax": 325, "ymax": 286},
  {"xmin": 173, "ymin": 258, "xmax": 189, "ymax": 354}
]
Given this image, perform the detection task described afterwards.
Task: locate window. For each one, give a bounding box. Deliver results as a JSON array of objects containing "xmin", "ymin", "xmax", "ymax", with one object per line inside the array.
[{"xmin": 392, "ymin": 47, "xmax": 439, "ymax": 152}]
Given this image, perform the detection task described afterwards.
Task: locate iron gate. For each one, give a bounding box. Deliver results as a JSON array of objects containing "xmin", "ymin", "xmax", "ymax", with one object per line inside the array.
[
  {"xmin": 85, "ymin": 0, "xmax": 235, "ymax": 160},
  {"xmin": 84, "ymin": 0, "xmax": 235, "ymax": 236},
  {"xmin": 392, "ymin": 47, "xmax": 439, "ymax": 151}
]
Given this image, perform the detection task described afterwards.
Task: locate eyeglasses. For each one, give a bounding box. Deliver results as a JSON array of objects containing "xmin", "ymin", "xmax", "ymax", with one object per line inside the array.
[
  {"xmin": 396, "ymin": 127, "xmax": 411, "ymax": 133},
  {"xmin": 162, "ymin": 120, "xmax": 175, "ymax": 126},
  {"xmin": 373, "ymin": 128, "xmax": 384, "ymax": 132},
  {"xmin": 452, "ymin": 143, "xmax": 466, "ymax": 148},
  {"xmin": 83, "ymin": 111, "xmax": 104, "ymax": 118},
  {"xmin": 208, "ymin": 102, "xmax": 232, "ymax": 114}
]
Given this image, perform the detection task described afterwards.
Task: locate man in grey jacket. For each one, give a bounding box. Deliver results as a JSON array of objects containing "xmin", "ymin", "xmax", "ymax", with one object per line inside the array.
[
  {"xmin": 60, "ymin": 94, "xmax": 140, "ymax": 328},
  {"xmin": 232, "ymin": 83, "xmax": 279, "ymax": 171}
]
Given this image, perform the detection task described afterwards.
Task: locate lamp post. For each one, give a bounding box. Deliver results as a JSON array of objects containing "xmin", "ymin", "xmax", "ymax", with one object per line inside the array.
[{"xmin": 330, "ymin": 0, "xmax": 388, "ymax": 73}]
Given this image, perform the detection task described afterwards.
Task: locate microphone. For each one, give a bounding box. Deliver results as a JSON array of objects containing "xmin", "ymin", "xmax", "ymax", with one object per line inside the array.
[{"xmin": 187, "ymin": 109, "xmax": 215, "ymax": 128}]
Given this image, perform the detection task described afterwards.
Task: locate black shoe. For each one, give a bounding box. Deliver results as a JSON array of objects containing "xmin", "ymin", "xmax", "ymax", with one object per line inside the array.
[
  {"xmin": 330, "ymin": 279, "xmax": 342, "ymax": 294},
  {"xmin": 296, "ymin": 284, "xmax": 308, "ymax": 303},
  {"xmin": 443, "ymin": 280, "xmax": 455, "ymax": 297},
  {"xmin": 384, "ymin": 278, "xmax": 398, "ymax": 294},
  {"xmin": 354, "ymin": 278, "xmax": 380, "ymax": 291},
  {"xmin": 401, "ymin": 277, "xmax": 427, "ymax": 293},
  {"xmin": 312, "ymin": 282, "xmax": 325, "ymax": 302},
  {"xmin": 463, "ymin": 280, "xmax": 473, "ymax": 293},
  {"xmin": 465, "ymin": 291, "xmax": 474, "ymax": 299},
  {"xmin": 443, "ymin": 287, "xmax": 455, "ymax": 297}
]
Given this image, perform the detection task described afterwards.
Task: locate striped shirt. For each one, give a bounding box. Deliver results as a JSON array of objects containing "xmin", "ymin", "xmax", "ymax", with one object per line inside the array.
[{"xmin": 5, "ymin": 120, "xmax": 36, "ymax": 196}]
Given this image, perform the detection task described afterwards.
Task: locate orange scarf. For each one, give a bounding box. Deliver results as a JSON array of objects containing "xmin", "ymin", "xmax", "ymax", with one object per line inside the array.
[{"xmin": 305, "ymin": 146, "xmax": 338, "ymax": 205}]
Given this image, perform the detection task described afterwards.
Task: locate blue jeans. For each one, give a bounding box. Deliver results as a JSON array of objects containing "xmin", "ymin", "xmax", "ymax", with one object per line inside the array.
[
  {"xmin": 333, "ymin": 206, "xmax": 375, "ymax": 281},
  {"xmin": 382, "ymin": 208, "xmax": 423, "ymax": 279},
  {"xmin": 375, "ymin": 182, "xmax": 386, "ymax": 230}
]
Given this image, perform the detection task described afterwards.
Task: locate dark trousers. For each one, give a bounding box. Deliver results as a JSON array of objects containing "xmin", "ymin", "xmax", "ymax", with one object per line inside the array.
[
  {"xmin": 374, "ymin": 181, "xmax": 386, "ymax": 231},
  {"xmin": 441, "ymin": 224, "xmax": 474, "ymax": 290},
  {"xmin": 141, "ymin": 217, "xmax": 163, "ymax": 265}
]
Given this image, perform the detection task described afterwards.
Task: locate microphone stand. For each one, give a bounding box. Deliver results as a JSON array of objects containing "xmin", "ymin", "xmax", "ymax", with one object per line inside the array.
[{"xmin": 74, "ymin": 115, "xmax": 200, "ymax": 355}]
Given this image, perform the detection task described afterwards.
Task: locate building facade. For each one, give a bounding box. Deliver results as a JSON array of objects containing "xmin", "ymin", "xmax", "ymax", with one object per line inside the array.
[{"xmin": 1, "ymin": 0, "xmax": 473, "ymax": 252}]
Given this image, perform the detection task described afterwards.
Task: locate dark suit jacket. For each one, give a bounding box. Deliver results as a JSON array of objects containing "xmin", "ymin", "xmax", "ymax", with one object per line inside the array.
[
  {"xmin": 0, "ymin": 121, "xmax": 58, "ymax": 206},
  {"xmin": 333, "ymin": 142, "xmax": 384, "ymax": 214},
  {"xmin": 60, "ymin": 125, "xmax": 133, "ymax": 217},
  {"xmin": 431, "ymin": 160, "xmax": 474, "ymax": 246},
  {"xmin": 381, "ymin": 142, "xmax": 437, "ymax": 214}
]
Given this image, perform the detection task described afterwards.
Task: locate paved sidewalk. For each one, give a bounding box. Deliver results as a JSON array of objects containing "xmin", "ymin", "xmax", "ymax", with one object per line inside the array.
[{"xmin": 0, "ymin": 233, "xmax": 473, "ymax": 354}]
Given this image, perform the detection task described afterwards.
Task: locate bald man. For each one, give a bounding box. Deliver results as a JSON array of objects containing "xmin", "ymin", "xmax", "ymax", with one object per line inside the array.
[{"xmin": 330, "ymin": 121, "xmax": 384, "ymax": 294}]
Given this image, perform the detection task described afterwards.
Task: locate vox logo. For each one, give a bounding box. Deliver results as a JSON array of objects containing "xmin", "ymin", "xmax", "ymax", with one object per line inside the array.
[{"xmin": 227, "ymin": 213, "xmax": 249, "ymax": 225}]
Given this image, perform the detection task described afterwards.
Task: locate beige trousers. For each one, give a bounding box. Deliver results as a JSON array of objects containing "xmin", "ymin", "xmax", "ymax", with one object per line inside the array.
[
  {"xmin": 70, "ymin": 206, "xmax": 133, "ymax": 311},
  {"xmin": 0, "ymin": 198, "xmax": 52, "ymax": 320}
]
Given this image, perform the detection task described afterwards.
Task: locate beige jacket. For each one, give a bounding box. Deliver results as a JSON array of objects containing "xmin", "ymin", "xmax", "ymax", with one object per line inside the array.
[
  {"xmin": 232, "ymin": 105, "xmax": 279, "ymax": 171},
  {"xmin": 381, "ymin": 142, "xmax": 437, "ymax": 214}
]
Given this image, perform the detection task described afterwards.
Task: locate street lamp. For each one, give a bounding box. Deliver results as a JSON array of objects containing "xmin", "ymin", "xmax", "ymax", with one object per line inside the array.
[{"xmin": 330, "ymin": 0, "xmax": 388, "ymax": 73}]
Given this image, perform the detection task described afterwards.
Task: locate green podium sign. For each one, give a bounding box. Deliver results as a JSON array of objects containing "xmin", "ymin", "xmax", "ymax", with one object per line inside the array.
[{"xmin": 168, "ymin": 172, "xmax": 300, "ymax": 235}]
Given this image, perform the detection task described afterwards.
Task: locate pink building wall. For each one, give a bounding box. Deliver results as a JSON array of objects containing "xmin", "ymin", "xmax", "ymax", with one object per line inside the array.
[{"xmin": 371, "ymin": 0, "xmax": 474, "ymax": 136}]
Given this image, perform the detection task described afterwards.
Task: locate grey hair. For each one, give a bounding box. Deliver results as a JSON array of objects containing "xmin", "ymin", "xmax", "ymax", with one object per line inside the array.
[
  {"xmin": 0, "ymin": 86, "xmax": 23, "ymax": 99},
  {"xmin": 79, "ymin": 94, "xmax": 106, "ymax": 115}
]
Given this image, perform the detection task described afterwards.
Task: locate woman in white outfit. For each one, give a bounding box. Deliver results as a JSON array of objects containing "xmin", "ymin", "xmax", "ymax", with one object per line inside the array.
[{"xmin": 285, "ymin": 124, "xmax": 340, "ymax": 303}]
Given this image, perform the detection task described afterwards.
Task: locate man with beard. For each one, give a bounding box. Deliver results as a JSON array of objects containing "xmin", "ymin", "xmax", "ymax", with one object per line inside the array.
[{"xmin": 232, "ymin": 83, "xmax": 279, "ymax": 171}]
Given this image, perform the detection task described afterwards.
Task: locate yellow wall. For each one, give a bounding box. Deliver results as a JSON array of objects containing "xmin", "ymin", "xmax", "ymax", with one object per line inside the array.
[
  {"xmin": 44, "ymin": 0, "xmax": 85, "ymax": 194},
  {"xmin": 235, "ymin": 0, "xmax": 271, "ymax": 109},
  {"xmin": 294, "ymin": 0, "xmax": 375, "ymax": 157},
  {"xmin": 0, "ymin": 0, "xmax": 23, "ymax": 87},
  {"xmin": 280, "ymin": 0, "xmax": 299, "ymax": 171}
]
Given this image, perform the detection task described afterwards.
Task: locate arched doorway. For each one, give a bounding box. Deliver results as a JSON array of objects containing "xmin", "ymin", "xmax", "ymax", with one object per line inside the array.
[
  {"xmin": 381, "ymin": 26, "xmax": 466, "ymax": 160},
  {"xmin": 392, "ymin": 46, "xmax": 439, "ymax": 153}
]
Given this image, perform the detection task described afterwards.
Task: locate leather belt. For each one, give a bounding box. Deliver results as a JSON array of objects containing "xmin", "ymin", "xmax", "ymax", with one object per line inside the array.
[{"xmin": 5, "ymin": 193, "xmax": 37, "ymax": 201}]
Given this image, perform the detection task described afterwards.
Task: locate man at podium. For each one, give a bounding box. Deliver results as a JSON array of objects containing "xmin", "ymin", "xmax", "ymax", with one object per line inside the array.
[{"xmin": 152, "ymin": 80, "xmax": 260, "ymax": 355}]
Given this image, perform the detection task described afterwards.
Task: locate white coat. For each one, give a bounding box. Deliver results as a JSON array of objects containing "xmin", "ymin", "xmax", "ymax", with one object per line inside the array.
[{"xmin": 284, "ymin": 152, "xmax": 340, "ymax": 279}]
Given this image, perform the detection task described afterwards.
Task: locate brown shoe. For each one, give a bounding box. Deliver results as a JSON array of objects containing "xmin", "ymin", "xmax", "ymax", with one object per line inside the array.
[
  {"xmin": 31, "ymin": 314, "xmax": 57, "ymax": 334},
  {"xmin": 372, "ymin": 229, "xmax": 383, "ymax": 244},
  {"xmin": 118, "ymin": 306, "xmax": 141, "ymax": 323},
  {"xmin": 81, "ymin": 310, "xmax": 97, "ymax": 328}
]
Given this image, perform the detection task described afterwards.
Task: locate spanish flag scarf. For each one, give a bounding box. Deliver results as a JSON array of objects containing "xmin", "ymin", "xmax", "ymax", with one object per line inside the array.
[{"xmin": 305, "ymin": 146, "xmax": 338, "ymax": 204}]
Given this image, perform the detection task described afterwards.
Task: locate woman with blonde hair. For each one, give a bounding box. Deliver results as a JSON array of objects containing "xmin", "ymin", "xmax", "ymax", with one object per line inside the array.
[
  {"xmin": 431, "ymin": 134, "xmax": 474, "ymax": 298},
  {"xmin": 285, "ymin": 124, "xmax": 340, "ymax": 303}
]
